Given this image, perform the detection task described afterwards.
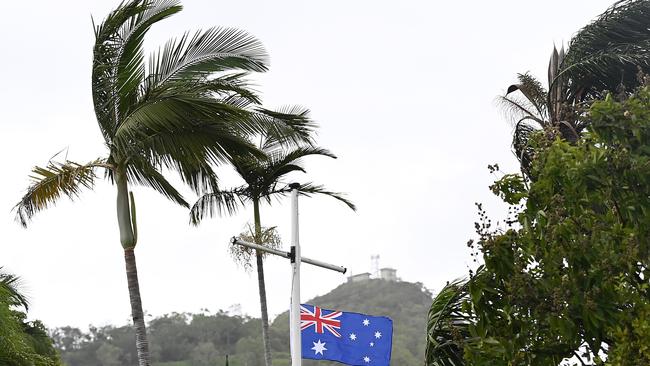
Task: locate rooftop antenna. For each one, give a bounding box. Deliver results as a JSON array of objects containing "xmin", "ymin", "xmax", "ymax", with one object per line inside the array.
[{"xmin": 371, "ymin": 255, "xmax": 380, "ymax": 278}]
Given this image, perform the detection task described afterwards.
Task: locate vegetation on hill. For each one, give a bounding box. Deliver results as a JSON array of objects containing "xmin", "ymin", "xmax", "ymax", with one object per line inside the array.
[{"xmin": 52, "ymin": 278, "xmax": 431, "ymax": 366}]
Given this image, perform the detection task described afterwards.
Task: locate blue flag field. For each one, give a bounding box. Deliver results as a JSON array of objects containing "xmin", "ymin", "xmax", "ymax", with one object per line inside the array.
[{"xmin": 300, "ymin": 304, "xmax": 393, "ymax": 365}]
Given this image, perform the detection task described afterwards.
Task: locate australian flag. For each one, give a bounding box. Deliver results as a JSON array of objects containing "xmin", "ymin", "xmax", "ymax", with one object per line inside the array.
[{"xmin": 300, "ymin": 304, "xmax": 393, "ymax": 365}]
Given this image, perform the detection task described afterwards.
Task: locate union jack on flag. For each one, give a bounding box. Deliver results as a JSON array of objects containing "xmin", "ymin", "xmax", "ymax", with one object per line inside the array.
[{"xmin": 300, "ymin": 304, "xmax": 342, "ymax": 337}]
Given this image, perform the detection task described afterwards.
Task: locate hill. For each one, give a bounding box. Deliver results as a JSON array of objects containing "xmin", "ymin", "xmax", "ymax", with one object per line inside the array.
[{"xmin": 52, "ymin": 278, "xmax": 432, "ymax": 365}]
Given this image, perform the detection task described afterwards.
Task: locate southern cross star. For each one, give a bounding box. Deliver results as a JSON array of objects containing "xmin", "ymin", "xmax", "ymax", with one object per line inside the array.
[
  {"xmin": 370, "ymin": 341, "xmax": 374, "ymax": 347},
  {"xmin": 349, "ymin": 333, "xmax": 357, "ymax": 341},
  {"xmin": 374, "ymin": 331, "xmax": 382, "ymax": 339},
  {"xmin": 362, "ymin": 318, "xmax": 370, "ymax": 326},
  {"xmin": 312, "ymin": 339, "xmax": 327, "ymax": 355},
  {"xmin": 364, "ymin": 356, "xmax": 371, "ymax": 363}
]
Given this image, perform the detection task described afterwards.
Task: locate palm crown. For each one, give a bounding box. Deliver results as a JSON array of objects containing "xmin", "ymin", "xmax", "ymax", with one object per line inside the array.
[
  {"xmin": 15, "ymin": 0, "xmax": 311, "ymax": 227},
  {"xmin": 500, "ymin": 0, "xmax": 650, "ymax": 175},
  {"xmin": 189, "ymin": 126, "xmax": 356, "ymax": 224}
]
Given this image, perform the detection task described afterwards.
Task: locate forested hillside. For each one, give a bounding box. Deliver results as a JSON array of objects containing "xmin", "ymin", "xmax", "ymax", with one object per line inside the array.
[{"xmin": 52, "ymin": 278, "xmax": 432, "ymax": 365}]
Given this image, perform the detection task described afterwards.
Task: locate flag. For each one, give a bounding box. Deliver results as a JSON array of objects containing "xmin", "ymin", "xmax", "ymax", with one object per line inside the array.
[{"xmin": 300, "ymin": 304, "xmax": 393, "ymax": 366}]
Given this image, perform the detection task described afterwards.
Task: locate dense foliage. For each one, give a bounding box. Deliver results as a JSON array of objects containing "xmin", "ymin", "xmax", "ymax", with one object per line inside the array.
[
  {"xmin": 444, "ymin": 88, "xmax": 650, "ymax": 365},
  {"xmin": 52, "ymin": 278, "xmax": 431, "ymax": 366},
  {"xmin": 0, "ymin": 269, "xmax": 61, "ymax": 365}
]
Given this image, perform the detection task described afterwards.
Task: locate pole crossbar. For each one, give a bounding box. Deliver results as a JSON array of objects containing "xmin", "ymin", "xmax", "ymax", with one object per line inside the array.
[
  {"xmin": 229, "ymin": 183, "xmax": 343, "ymax": 366},
  {"xmin": 230, "ymin": 238, "xmax": 347, "ymax": 274}
]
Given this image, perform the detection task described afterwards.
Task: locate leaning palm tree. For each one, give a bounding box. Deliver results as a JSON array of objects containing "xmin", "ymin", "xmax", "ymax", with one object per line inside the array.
[
  {"xmin": 190, "ymin": 131, "xmax": 356, "ymax": 366},
  {"xmin": 500, "ymin": 0, "xmax": 650, "ymax": 175},
  {"xmin": 13, "ymin": 1, "xmax": 308, "ymax": 365}
]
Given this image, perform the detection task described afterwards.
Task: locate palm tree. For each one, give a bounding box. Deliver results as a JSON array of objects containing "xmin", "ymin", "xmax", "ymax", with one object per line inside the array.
[
  {"xmin": 425, "ymin": 271, "xmax": 481, "ymax": 366},
  {"xmin": 189, "ymin": 131, "xmax": 356, "ymax": 366},
  {"xmin": 500, "ymin": 0, "xmax": 650, "ymax": 175},
  {"xmin": 13, "ymin": 1, "xmax": 308, "ymax": 365}
]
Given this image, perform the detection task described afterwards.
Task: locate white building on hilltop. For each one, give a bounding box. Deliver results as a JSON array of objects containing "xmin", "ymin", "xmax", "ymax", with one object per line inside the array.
[
  {"xmin": 347, "ymin": 268, "xmax": 400, "ymax": 283},
  {"xmin": 379, "ymin": 267, "xmax": 398, "ymax": 282},
  {"xmin": 348, "ymin": 272, "xmax": 371, "ymax": 283}
]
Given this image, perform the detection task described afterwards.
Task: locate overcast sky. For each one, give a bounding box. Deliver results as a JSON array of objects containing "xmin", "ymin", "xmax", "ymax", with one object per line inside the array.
[{"xmin": 0, "ymin": 0, "xmax": 614, "ymax": 329}]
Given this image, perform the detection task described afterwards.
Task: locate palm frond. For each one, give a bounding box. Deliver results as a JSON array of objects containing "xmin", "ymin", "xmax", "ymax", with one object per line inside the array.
[
  {"xmin": 204, "ymin": 73, "xmax": 261, "ymax": 104},
  {"xmin": 126, "ymin": 157, "xmax": 188, "ymax": 207},
  {"xmin": 495, "ymin": 94, "xmax": 545, "ymax": 127},
  {"xmin": 267, "ymin": 182, "xmax": 356, "ymax": 211},
  {"xmin": 267, "ymin": 146, "xmax": 336, "ymax": 171},
  {"xmin": 115, "ymin": 91, "xmax": 252, "ymax": 145},
  {"xmin": 513, "ymin": 116, "xmax": 542, "ymax": 177},
  {"xmin": 92, "ymin": 0, "xmax": 149, "ymax": 142},
  {"xmin": 0, "ymin": 268, "xmax": 29, "ymax": 311},
  {"xmin": 425, "ymin": 273, "xmax": 476, "ymax": 366},
  {"xmin": 561, "ymin": 0, "xmax": 650, "ymax": 100},
  {"xmin": 189, "ymin": 187, "xmax": 247, "ymax": 225},
  {"xmin": 92, "ymin": 0, "xmax": 182, "ymax": 142},
  {"xmin": 115, "ymin": 0, "xmax": 183, "ymax": 120},
  {"xmin": 130, "ymin": 120, "xmax": 262, "ymax": 193},
  {"xmin": 506, "ymin": 73, "xmax": 548, "ymax": 120},
  {"xmin": 14, "ymin": 159, "xmax": 109, "ymax": 227},
  {"xmin": 298, "ymin": 183, "xmax": 356, "ymax": 211},
  {"xmin": 254, "ymin": 106, "xmax": 317, "ymax": 150},
  {"xmin": 144, "ymin": 26, "xmax": 268, "ymax": 93}
]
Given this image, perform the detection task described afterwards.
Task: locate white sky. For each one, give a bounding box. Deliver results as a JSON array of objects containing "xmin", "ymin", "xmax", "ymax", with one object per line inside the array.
[{"xmin": 0, "ymin": 0, "xmax": 614, "ymax": 329}]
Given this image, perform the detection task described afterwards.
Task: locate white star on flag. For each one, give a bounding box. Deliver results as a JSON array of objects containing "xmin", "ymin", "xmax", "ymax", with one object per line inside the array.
[
  {"xmin": 370, "ymin": 342, "xmax": 374, "ymax": 347},
  {"xmin": 374, "ymin": 331, "xmax": 382, "ymax": 339},
  {"xmin": 349, "ymin": 333, "xmax": 357, "ymax": 341},
  {"xmin": 362, "ymin": 318, "xmax": 370, "ymax": 326},
  {"xmin": 364, "ymin": 356, "xmax": 371, "ymax": 363},
  {"xmin": 311, "ymin": 340, "xmax": 327, "ymax": 355}
]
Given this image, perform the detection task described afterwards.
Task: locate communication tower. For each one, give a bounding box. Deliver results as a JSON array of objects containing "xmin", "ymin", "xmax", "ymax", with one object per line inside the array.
[{"xmin": 371, "ymin": 255, "xmax": 380, "ymax": 278}]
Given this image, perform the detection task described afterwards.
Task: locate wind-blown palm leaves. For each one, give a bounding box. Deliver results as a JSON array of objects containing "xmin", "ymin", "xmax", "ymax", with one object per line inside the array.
[
  {"xmin": 425, "ymin": 281, "xmax": 468, "ymax": 366},
  {"xmin": 189, "ymin": 128, "xmax": 355, "ymax": 366},
  {"xmin": 500, "ymin": 0, "xmax": 650, "ymax": 175},
  {"xmin": 425, "ymin": 271, "xmax": 481, "ymax": 366},
  {"xmin": 14, "ymin": 1, "xmax": 310, "ymax": 365},
  {"xmin": 0, "ymin": 268, "xmax": 30, "ymax": 312}
]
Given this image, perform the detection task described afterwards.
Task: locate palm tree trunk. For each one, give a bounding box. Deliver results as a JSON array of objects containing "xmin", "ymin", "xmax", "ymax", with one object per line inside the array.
[
  {"xmin": 253, "ymin": 199, "xmax": 272, "ymax": 366},
  {"xmin": 117, "ymin": 169, "xmax": 151, "ymax": 366},
  {"xmin": 124, "ymin": 248, "xmax": 151, "ymax": 366}
]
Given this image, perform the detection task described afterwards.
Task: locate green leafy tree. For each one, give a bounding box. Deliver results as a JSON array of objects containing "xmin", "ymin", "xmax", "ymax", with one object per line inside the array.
[
  {"xmin": 12, "ymin": 1, "xmax": 309, "ymax": 364},
  {"xmin": 190, "ymin": 131, "xmax": 355, "ymax": 366},
  {"xmin": 458, "ymin": 87, "xmax": 650, "ymax": 365},
  {"xmin": 499, "ymin": 0, "xmax": 650, "ymax": 174},
  {"xmin": 0, "ymin": 269, "xmax": 61, "ymax": 366}
]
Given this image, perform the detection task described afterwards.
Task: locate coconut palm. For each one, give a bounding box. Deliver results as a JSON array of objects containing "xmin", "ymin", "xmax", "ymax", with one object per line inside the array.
[
  {"xmin": 189, "ymin": 131, "xmax": 356, "ymax": 366},
  {"xmin": 13, "ymin": 1, "xmax": 309, "ymax": 365},
  {"xmin": 500, "ymin": 0, "xmax": 650, "ymax": 175}
]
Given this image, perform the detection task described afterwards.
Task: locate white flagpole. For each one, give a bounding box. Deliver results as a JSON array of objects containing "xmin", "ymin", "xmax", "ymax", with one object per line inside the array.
[{"xmin": 289, "ymin": 183, "xmax": 302, "ymax": 366}]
